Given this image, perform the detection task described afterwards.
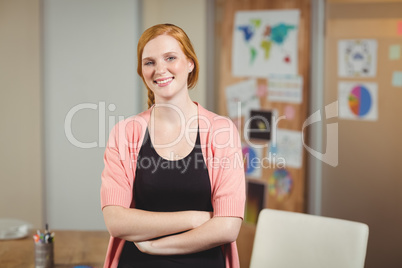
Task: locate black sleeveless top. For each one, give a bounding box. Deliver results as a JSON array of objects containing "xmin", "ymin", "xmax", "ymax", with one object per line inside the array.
[{"xmin": 118, "ymin": 127, "xmax": 225, "ymax": 268}]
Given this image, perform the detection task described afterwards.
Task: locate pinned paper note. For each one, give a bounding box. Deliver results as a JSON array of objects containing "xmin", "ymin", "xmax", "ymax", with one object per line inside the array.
[
  {"xmin": 338, "ymin": 39, "xmax": 378, "ymax": 77},
  {"xmin": 242, "ymin": 144, "xmax": 264, "ymax": 178},
  {"xmin": 338, "ymin": 81, "xmax": 378, "ymax": 121},
  {"xmin": 225, "ymin": 79, "xmax": 260, "ymax": 119},
  {"xmin": 274, "ymin": 129, "xmax": 303, "ymax": 168},
  {"xmin": 398, "ymin": 21, "xmax": 402, "ymax": 36},
  {"xmin": 232, "ymin": 10, "xmax": 300, "ymax": 77},
  {"xmin": 392, "ymin": 71, "xmax": 402, "ymax": 87},
  {"xmin": 267, "ymin": 74, "xmax": 303, "ymax": 104},
  {"xmin": 256, "ymin": 84, "xmax": 268, "ymax": 97},
  {"xmin": 269, "ymin": 169, "xmax": 293, "ymax": 201},
  {"xmin": 245, "ymin": 181, "xmax": 266, "ymax": 224},
  {"xmin": 284, "ymin": 105, "xmax": 296, "ymax": 120},
  {"xmin": 389, "ymin": 45, "xmax": 401, "ymax": 60},
  {"xmin": 248, "ymin": 110, "xmax": 273, "ymax": 141}
]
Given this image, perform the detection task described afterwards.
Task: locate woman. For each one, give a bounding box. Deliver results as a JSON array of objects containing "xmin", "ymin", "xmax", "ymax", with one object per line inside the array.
[{"xmin": 101, "ymin": 24, "xmax": 245, "ymax": 268}]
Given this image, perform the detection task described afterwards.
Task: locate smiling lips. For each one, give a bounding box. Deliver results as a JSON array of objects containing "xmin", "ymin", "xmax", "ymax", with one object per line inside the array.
[{"xmin": 154, "ymin": 77, "xmax": 174, "ymax": 87}]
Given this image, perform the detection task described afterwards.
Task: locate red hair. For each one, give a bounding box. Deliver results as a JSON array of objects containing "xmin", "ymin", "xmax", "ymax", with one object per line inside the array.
[{"xmin": 137, "ymin": 24, "xmax": 200, "ymax": 108}]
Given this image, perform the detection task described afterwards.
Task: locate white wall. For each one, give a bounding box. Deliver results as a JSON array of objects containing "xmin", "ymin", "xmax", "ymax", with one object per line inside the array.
[
  {"xmin": 0, "ymin": 0, "xmax": 43, "ymax": 228},
  {"xmin": 43, "ymin": 0, "xmax": 142, "ymax": 230}
]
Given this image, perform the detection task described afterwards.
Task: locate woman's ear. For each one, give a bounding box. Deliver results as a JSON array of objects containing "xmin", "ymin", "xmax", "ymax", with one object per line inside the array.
[{"xmin": 188, "ymin": 59, "xmax": 194, "ymax": 73}]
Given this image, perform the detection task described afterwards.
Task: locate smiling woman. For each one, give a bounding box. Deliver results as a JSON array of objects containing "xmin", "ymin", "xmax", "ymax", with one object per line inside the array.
[
  {"xmin": 137, "ymin": 24, "xmax": 199, "ymax": 108},
  {"xmin": 141, "ymin": 34, "xmax": 194, "ymax": 103},
  {"xmin": 100, "ymin": 24, "xmax": 245, "ymax": 268}
]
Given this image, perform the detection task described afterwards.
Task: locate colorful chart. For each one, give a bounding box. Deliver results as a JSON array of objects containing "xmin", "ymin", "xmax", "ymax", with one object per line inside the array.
[
  {"xmin": 245, "ymin": 181, "xmax": 266, "ymax": 224},
  {"xmin": 338, "ymin": 39, "xmax": 377, "ymax": 77},
  {"xmin": 348, "ymin": 85, "xmax": 372, "ymax": 117},
  {"xmin": 232, "ymin": 10, "xmax": 300, "ymax": 77},
  {"xmin": 268, "ymin": 169, "xmax": 292, "ymax": 201},
  {"xmin": 242, "ymin": 146, "xmax": 257, "ymax": 175},
  {"xmin": 242, "ymin": 145, "xmax": 263, "ymax": 178},
  {"xmin": 338, "ymin": 81, "xmax": 378, "ymax": 121}
]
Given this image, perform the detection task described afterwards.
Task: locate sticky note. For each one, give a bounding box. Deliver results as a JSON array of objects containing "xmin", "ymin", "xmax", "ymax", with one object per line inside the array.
[
  {"xmin": 389, "ymin": 45, "xmax": 400, "ymax": 60},
  {"xmin": 256, "ymin": 84, "xmax": 268, "ymax": 97},
  {"xmin": 392, "ymin": 71, "xmax": 402, "ymax": 87},
  {"xmin": 398, "ymin": 21, "xmax": 402, "ymax": 36}
]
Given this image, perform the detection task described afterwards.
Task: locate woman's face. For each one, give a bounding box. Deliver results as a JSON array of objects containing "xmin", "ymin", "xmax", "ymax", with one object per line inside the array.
[{"xmin": 141, "ymin": 34, "xmax": 194, "ymax": 102}]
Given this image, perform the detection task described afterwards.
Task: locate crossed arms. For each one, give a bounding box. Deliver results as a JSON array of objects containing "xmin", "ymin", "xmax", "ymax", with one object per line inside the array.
[{"xmin": 103, "ymin": 206, "xmax": 242, "ymax": 255}]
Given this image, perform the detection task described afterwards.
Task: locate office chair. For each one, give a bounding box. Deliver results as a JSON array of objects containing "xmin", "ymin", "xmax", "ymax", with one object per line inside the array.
[{"xmin": 249, "ymin": 209, "xmax": 369, "ymax": 268}]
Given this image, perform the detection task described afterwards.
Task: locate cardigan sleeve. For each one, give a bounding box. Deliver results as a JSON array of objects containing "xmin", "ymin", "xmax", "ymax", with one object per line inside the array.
[
  {"xmin": 100, "ymin": 120, "xmax": 135, "ymax": 209},
  {"xmin": 210, "ymin": 117, "xmax": 246, "ymax": 219}
]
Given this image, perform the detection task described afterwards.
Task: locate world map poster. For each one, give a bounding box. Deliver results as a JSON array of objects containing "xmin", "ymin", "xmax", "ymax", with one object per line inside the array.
[{"xmin": 232, "ymin": 10, "xmax": 300, "ymax": 77}]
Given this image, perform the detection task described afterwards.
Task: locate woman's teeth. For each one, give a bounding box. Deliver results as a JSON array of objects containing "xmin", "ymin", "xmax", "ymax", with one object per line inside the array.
[{"xmin": 155, "ymin": 78, "xmax": 173, "ymax": 84}]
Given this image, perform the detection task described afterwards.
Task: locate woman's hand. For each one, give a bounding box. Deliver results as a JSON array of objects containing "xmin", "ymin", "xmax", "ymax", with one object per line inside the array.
[{"xmin": 134, "ymin": 241, "xmax": 154, "ymax": 255}]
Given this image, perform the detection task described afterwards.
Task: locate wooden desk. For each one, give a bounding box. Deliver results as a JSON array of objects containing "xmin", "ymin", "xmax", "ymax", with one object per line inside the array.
[
  {"xmin": 237, "ymin": 222, "xmax": 256, "ymax": 268},
  {"xmin": 0, "ymin": 230, "xmax": 110, "ymax": 268}
]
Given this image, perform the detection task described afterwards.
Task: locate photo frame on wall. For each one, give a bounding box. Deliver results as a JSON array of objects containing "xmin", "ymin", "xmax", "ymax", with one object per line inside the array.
[
  {"xmin": 244, "ymin": 180, "xmax": 267, "ymax": 224},
  {"xmin": 247, "ymin": 110, "xmax": 273, "ymax": 141}
]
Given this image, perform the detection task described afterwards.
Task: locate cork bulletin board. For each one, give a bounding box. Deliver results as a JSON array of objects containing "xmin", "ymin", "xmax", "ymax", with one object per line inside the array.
[
  {"xmin": 215, "ymin": 0, "xmax": 311, "ymax": 216},
  {"xmin": 214, "ymin": 2, "xmax": 311, "ymax": 265}
]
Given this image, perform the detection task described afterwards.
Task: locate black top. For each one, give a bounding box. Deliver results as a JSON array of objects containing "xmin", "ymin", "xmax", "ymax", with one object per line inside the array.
[{"xmin": 118, "ymin": 128, "xmax": 225, "ymax": 268}]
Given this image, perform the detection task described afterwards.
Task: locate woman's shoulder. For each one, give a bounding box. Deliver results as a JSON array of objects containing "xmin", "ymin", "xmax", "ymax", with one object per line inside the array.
[
  {"xmin": 197, "ymin": 104, "xmax": 241, "ymax": 151},
  {"xmin": 198, "ymin": 104, "xmax": 241, "ymax": 155},
  {"xmin": 111, "ymin": 107, "xmax": 151, "ymax": 135},
  {"xmin": 198, "ymin": 104, "xmax": 238, "ymax": 132}
]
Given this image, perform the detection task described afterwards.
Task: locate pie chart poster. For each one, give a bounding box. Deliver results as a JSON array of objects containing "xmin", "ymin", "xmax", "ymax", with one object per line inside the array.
[{"xmin": 338, "ymin": 81, "xmax": 378, "ymax": 121}]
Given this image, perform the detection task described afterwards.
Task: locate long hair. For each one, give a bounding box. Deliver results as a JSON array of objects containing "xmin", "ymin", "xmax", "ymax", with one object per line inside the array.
[{"xmin": 137, "ymin": 24, "xmax": 200, "ymax": 108}]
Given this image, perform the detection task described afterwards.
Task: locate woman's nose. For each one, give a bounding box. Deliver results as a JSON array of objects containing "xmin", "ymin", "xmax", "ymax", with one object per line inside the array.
[{"xmin": 155, "ymin": 61, "xmax": 166, "ymax": 74}]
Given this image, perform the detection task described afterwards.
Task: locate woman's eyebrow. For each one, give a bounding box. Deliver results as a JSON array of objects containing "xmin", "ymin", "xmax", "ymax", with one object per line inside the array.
[
  {"xmin": 142, "ymin": 51, "xmax": 179, "ymax": 61},
  {"xmin": 142, "ymin": 56, "xmax": 154, "ymax": 62},
  {"xmin": 163, "ymin": 51, "xmax": 178, "ymax": 56}
]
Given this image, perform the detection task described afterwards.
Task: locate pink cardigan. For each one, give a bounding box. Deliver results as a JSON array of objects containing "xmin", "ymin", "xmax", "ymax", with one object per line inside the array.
[{"xmin": 100, "ymin": 103, "xmax": 246, "ymax": 268}]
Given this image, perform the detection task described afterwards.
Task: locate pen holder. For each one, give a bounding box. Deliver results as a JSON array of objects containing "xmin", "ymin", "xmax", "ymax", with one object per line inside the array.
[{"xmin": 34, "ymin": 242, "xmax": 54, "ymax": 268}]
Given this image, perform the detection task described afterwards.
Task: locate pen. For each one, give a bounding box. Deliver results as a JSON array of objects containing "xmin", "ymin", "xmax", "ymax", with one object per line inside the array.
[
  {"xmin": 33, "ymin": 224, "xmax": 54, "ymax": 244},
  {"xmin": 33, "ymin": 234, "xmax": 40, "ymax": 243}
]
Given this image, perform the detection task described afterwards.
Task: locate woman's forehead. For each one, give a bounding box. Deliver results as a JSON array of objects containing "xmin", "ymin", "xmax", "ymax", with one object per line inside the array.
[{"xmin": 142, "ymin": 35, "xmax": 183, "ymax": 58}]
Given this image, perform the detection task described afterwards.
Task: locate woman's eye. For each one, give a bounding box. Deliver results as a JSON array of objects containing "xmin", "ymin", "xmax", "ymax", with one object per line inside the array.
[
  {"xmin": 167, "ymin": 56, "xmax": 176, "ymax": 61},
  {"xmin": 144, "ymin": 61, "xmax": 154, "ymax": 66}
]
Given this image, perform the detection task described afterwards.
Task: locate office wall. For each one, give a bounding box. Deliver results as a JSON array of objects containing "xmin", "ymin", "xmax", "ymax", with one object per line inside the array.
[
  {"xmin": 322, "ymin": 1, "xmax": 402, "ymax": 267},
  {"xmin": 43, "ymin": 0, "xmax": 142, "ymax": 230},
  {"xmin": 0, "ymin": 0, "xmax": 43, "ymax": 228},
  {"xmin": 141, "ymin": 0, "xmax": 208, "ymax": 110},
  {"xmin": 0, "ymin": 0, "xmax": 208, "ymax": 231}
]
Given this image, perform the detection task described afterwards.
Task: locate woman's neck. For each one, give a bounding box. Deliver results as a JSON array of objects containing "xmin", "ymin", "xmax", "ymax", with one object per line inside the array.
[{"xmin": 152, "ymin": 95, "xmax": 198, "ymax": 126}]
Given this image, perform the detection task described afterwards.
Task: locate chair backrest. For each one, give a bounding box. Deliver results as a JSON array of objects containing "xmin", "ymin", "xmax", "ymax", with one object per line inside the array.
[{"xmin": 249, "ymin": 209, "xmax": 369, "ymax": 268}]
